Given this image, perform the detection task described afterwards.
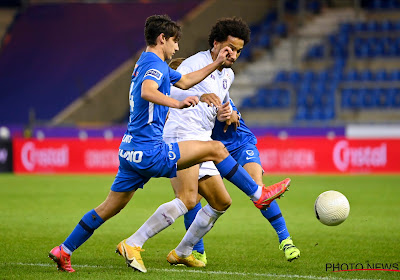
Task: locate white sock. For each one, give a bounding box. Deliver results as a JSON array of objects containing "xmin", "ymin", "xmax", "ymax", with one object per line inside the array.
[
  {"xmin": 175, "ymin": 204, "xmax": 225, "ymax": 258},
  {"xmin": 61, "ymin": 244, "xmax": 72, "ymax": 255},
  {"xmin": 250, "ymin": 186, "xmax": 262, "ymax": 201},
  {"xmin": 126, "ymin": 198, "xmax": 187, "ymax": 248}
]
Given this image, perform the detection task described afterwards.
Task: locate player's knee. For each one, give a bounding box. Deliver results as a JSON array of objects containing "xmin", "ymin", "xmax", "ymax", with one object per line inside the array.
[
  {"xmin": 211, "ymin": 141, "xmax": 229, "ymax": 159},
  {"xmin": 179, "ymin": 196, "xmax": 199, "ymax": 210},
  {"xmin": 212, "ymin": 197, "xmax": 231, "ymax": 212},
  {"xmin": 220, "ymin": 197, "xmax": 232, "ymax": 211}
]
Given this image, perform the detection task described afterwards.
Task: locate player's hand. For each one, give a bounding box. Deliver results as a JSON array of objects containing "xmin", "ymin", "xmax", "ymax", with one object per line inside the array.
[
  {"xmin": 200, "ymin": 93, "xmax": 221, "ymax": 107},
  {"xmin": 217, "ymin": 102, "xmax": 231, "ymax": 122},
  {"xmin": 178, "ymin": 96, "xmax": 199, "ymax": 109},
  {"xmin": 223, "ymin": 110, "xmax": 240, "ymax": 133},
  {"xmin": 216, "ymin": 46, "xmax": 234, "ymax": 65}
]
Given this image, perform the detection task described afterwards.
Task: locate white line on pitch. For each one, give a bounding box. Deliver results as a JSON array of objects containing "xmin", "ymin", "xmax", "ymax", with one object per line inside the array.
[{"xmin": 2, "ymin": 262, "xmax": 381, "ymax": 280}]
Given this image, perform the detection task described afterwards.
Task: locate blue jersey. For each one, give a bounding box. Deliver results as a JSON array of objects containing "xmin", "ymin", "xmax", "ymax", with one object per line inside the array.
[
  {"xmin": 120, "ymin": 52, "xmax": 182, "ymax": 150},
  {"xmin": 212, "ymin": 99, "xmax": 257, "ymax": 152}
]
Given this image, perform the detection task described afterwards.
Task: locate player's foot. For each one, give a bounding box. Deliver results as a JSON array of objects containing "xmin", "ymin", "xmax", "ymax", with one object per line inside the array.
[
  {"xmin": 167, "ymin": 249, "xmax": 206, "ymax": 267},
  {"xmin": 279, "ymin": 237, "xmax": 300, "ymax": 262},
  {"xmin": 48, "ymin": 245, "xmax": 75, "ymax": 273},
  {"xmin": 253, "ymin": 178, "xmax": 291, "ymax": 210},
  {"xmin": 192, "ymin": 250, "xmax": 207, "ymax": 265},
  {"xmin": 116, "ymin": 239, "xmax": 147, "ymax": 273}
]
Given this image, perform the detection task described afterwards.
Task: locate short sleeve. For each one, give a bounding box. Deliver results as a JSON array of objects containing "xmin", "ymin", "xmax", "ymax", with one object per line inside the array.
[
  {"xmin": 169, "ymin": 67, "xmax": 182, "ymax": 85},
  {"xmin": 142, "ymin": 61, "xmax": 166, "ymax": 87}
]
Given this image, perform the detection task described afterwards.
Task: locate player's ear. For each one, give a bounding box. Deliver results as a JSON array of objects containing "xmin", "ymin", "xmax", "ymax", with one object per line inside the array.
[
  {"xmin": 213, "ymin": 40, "xmax": 218, "ymax": 48},
  {"xmin": 159, "ymin": 33, "xmax": 166, "ymax": 44}
]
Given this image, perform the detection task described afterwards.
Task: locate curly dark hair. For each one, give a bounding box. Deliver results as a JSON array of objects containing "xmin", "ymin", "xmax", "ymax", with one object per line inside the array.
[
  {"xmin": 145, "ymin": 15, "xmax": 182, "ymax": 46},
  {"xmin": 208, "ymin": 17, "xmax": 250, "ymax": 48}
]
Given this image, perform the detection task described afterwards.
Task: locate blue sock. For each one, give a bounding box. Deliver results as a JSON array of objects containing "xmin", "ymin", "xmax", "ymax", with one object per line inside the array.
[
  {"xmin": 215, "ymin": 155, "xmax": 258, "ymax": 196},
  {"xmin": 62, "ymin": 209, "xmax": 104, "ymax": 253},
  {"xmin": 260, "ymin": 200, "xmax": 290, "ymax": 243},
  {"xmin": 184, "ymin": 202, "xmax": 204, "ymax": 253}
]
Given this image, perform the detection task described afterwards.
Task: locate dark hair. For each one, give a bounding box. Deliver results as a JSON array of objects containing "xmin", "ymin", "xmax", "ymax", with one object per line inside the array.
[
  {"xmin": 208, "ymin": 17, "xmax": 250, "ymax": 48},
  {"xmin": 144, "ymin": 15, "xmax": 182, "ymax": 46},
  {"xmin": 168, "ymin": 57, "xmax": 185, "ymax": 70}
]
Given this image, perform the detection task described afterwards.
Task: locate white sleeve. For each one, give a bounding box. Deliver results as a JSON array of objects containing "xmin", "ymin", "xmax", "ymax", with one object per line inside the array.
[
  {"xmin": 170, "ymin": 86, "xmax": 203, "ymax": 101},
  {"xmin": 223, "ymin": 91, "xmax": 233, "ymax": 113}
]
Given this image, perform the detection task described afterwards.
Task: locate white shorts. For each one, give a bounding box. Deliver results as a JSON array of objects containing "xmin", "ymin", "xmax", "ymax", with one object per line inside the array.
[{"xmin": 164, "ymin": 136, "xmax": 220, "ymax": 180}]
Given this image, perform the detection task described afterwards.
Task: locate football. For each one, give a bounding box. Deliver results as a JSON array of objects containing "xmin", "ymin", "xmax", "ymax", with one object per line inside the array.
[{"xmin": 314, "ymin": 190, "xmax": 350, "ymax": 226}]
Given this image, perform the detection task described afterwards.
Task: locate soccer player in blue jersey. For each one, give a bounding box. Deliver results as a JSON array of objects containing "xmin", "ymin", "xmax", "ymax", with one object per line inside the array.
[{"xmin": 48, "ymin": 14, "xmax": 289, "ymax": 273}]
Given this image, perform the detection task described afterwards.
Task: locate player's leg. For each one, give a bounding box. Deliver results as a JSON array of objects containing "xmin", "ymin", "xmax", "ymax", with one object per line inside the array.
[
  {"xmin": 177, "ymin": 140, "xmax": 290, "ymax": 209},
  {"xmin": 168, "ymin": 174, "xmax": 230, "ymax": 267},
  {"xmin": 49, "ymin": 189, "xmax": 135, "ymax": 272},
  {"xmin": 239, "ymin": 147, "xmax": 300, "ymax": 261},
  {"xmin": 125, "ymin": 165, "xmax": 199, "ymax": 250},
  {"xmin": 184, "ymin": 196, "xmax": 205, "ymax": 260},
  {"xmin": 49, "ymin": 158, "xmax": 146, "ymax": 273}
]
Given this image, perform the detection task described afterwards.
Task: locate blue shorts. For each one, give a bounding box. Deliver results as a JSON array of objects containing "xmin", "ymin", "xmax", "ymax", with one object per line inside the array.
[
  {"xmin": 229, "ymin": 143, "xmax": 262, "ymax": 167},
  {"xmin": 111, "ymin": 142, "xmax": 181, "ymax": 192}
]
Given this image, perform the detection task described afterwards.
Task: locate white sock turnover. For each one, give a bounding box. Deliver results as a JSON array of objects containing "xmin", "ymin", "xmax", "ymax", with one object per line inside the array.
[
  {"xmin": 126, "ymin": 198, "xmax": 188, "ymax": 248},
  {"xmin": 175, "ymin": 204, "xmax": 225, "ymax": 258}
]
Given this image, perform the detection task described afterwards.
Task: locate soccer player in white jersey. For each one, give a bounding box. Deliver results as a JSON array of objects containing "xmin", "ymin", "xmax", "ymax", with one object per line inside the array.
[
  {"xmin": 166, "ymin": 18, "xmax": 299, "ymax": 265},
  {"xmin": 48, "ymin": 15, "xmax": 290, "ymax": 273}
]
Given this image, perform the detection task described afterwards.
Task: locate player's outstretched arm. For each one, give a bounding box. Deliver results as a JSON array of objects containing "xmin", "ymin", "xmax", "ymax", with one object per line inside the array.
[
  {"xmin": 171, "ymin": 87, "xmax": 222, "ymax": 107},
  {"xmin": 174, "ymin": 46, "xmax": 233, "ymax": 90},
  {"xmin": 142, "ymin": 80, "xmax": 199, "ymax": 109}
]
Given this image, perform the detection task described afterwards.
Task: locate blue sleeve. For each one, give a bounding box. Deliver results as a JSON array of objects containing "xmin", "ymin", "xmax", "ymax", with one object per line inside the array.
[
  {"xmin": 229, "ymin": 98, "xmax": 242, "ymax": 119},
  {"xmin": 169, "ymin": 67, "xmax": 182, "ymax": 85},
  {"xmin": 142, "ymin": 61, "xmax": 166, "ymax": 87}
]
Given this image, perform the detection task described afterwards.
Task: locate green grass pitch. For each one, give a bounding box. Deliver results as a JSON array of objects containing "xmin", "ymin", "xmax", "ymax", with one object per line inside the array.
[{"xmin": 0, "ymin": 174, "xmax": 399, "ymax": 280}]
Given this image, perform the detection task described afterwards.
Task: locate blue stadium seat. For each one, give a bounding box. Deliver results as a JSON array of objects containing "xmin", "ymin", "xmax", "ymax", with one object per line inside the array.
[
  {"xmin": 375, "ymin": 69, "xmax": 389, "ymax": 81},
  {"xmin": 274, "ymin": 22, "xmax": 288, "ymax": 37},
  {"xmin": 343, "ymin": 69, "xmax": 359, "ymax": 81},
  {"xmin": 360, "ymin": 69, "xmax": 373, "ymax": 81},
  {"xmin": 321, "ymin": 106, "xmax": 335, "ymax": 120},
  {"xmin": 341, "ymin": 88, "xmax": 352, "ymax": 108},
  {"xmin": 289, "ymin": 71, "xmax": 302, "ymax": 84},
  {"xmin": 389, "ymin": 69, "xmax": 400, "ymax": 81},
  {"xmin": 361, "ymin": 88, "xmax": 378, "ymax": 108},
  {"xmin": 377, "ymin": 88, "xmax": 390, "ymax": 107},
  {"xmin": 277, "ymin": 89, "xmax": 290, "ymax": 107},
  {"xmin": 354, "ymin": 21, "xmax": 368, "ymax": 32},
  {"xmin": 275, "ymin": 70, "xmax": 288, "ymax": 82},
  {"xmin": 295, "ymin": 106, "xmax": 307, "ymax": 120},
  {"xmin": 381, "ymin": 19, "xmax": 395, "ymax": 31},
  {"xmin": 255, "ymin": 33, "xmax": 271, "ymax": 49},
  {"xmin": 390, "ymin": 88, "xmax": 400, "ymax": 107}
]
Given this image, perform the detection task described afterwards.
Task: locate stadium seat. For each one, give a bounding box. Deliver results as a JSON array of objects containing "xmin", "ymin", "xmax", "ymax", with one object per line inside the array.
[
  {"xmin": 375, "ymin": 69, "xmax": 389, "ymax": 81},
  {"xmin": 361, "ymin": 88, "xmax": 378, "ymax": 108},
  {"xmin": 275, "ymin": 70, "xmax": 288, "ymax": 82},
  {"xmin": 360, "ymin": 69, "xmax": 373, "ymax": 81},
  {"xmin": 377, "ymin": 88, "xmax": 390, "ymax": 107},
  {"xmin": 390, "ymin": 89, "xmax": 400, "ymax": 107}
]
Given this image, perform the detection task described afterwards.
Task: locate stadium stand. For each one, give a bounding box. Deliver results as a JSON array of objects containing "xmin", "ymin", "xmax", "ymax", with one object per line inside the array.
[
  {"xmin": 2, "ymin": 0, "xmax": 399, "ymax": 129},
  {"xmin": 0, "ymin": 1, "xmax": 201, "ymax": 125},
  {"xmin": 232, "ymin": 0, "xmax": 400, "ymax": 125}
]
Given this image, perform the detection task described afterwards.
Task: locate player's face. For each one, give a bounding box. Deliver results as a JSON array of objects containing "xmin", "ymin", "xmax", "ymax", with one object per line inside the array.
[
  {"xmin": 164, "ymin": 36, "xmax": 179, "ymax": 60},
  {"xmin": 214, "ymin": 35, "xmax": 244, "ymax": 68}
]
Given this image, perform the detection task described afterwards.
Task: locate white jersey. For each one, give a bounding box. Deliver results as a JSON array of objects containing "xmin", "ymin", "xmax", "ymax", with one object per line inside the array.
[{"xmin": 163, "ymin": 50, "xmax": 234, "ymax": 141}]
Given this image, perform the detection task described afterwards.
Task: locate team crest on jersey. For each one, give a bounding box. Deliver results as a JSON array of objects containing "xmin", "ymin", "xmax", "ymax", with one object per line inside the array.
[
  {"xmin": 223, "ymin": 79, "xmax": 228, "ymax": 89},
  {"xmin": 144, "ymin": 69, "xmax": 163, "ymax": 80},
  {"xmin": 168, "ymin": 151, "xmax": 176, "ymax": 160},
  {"xmin": 132, "ymin": 64, "xmax": 139, "ymax": 77},
  {"xmin": 246, "ymin": 150, "xmax": 255, "ymax": 156}
]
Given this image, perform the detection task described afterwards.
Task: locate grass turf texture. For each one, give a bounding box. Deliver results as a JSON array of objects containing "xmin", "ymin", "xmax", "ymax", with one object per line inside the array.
[{"xmin": 0, "ymin": 174, "xmax": 399, "ymax": 280}]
